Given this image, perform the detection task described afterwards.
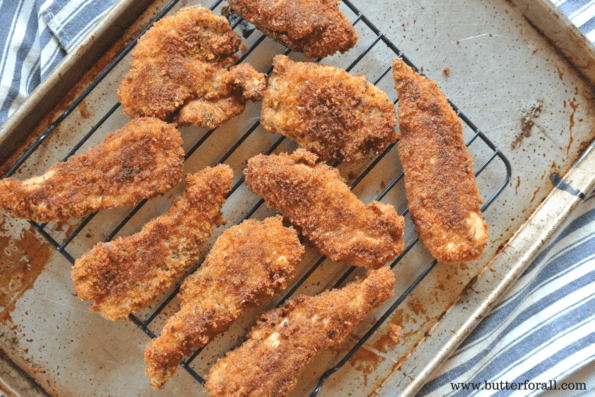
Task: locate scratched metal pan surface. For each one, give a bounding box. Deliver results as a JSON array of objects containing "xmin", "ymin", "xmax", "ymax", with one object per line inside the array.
[{"xmin": 0, "ymin": 0, "xmax": 594, "ymax": 396}]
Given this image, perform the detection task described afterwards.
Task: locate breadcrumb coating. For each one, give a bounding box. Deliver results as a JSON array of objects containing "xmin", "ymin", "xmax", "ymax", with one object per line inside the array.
[
  {"xmin": 205, "ymin": 266, "xmax": 395, "ymax": 397},
  {"xmin": 144, "ymin": 216, "xmax": 304, "ymax": 389},
  {"xmin": 117, "ymin": 6, "xmax": 265, "ymax": 129},
  {"xmin": 392, "ymin": 58, "xmax": 487, "ymax": 263},
  {"xmin": 245, "ymin": 149, "xmax": 404, "ymax": 268},
  {"xmin": 226, "ymin": 0, "xmax": 358, "ymax": 58},
  {"xmin": 0, "ymin": 118, "xmax": 184, "ymax": 223},
  {"xmin": 71, "ymin": 165, "xmax": 233, "ymax": 321},
  {"xmin": 261, "ymin": 56, "xmax": 397, "ymax": 163}
]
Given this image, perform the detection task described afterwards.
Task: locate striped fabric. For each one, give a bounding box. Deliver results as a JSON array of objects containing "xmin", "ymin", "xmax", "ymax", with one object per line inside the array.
[
  {"xmin": 554, "ymin": 0, "xmax": 595, "ymax": 42},
  {"xmin": 0, "ymin": 1, "xmax": 594, "ymax": 397},
  {"xmin": 0, "ymin": 0, "xmax": 117, "ymax": 127}
]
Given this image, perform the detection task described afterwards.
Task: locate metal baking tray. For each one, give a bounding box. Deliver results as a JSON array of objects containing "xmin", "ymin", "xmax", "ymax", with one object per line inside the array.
[{"xmin": 1, "ymin": 0, "xmax": 594, "ymax": 396}]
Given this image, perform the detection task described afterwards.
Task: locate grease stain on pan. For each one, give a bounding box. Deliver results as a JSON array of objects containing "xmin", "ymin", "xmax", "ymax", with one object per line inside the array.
[
  {"xmin": 53, "ymin": 222, "xmax": 77, "ymax": 239},
  {"xmin": 567, "ymin": 97, "xmax": 578, "ymax": 153},
  {"xmin": 348, "ymin": 347, "xmax": 386, "ymax": 387},
  {"xmin": 0, "ymin": 217, "xmax": 53, "ymax": 321},
  {"xmin": 367, "ymin": 263, "xmax": 486, "ymax": 388},
  {"xmin": 372, "ymin": 324, "xmax": 403, "ymax": 354},
  {"xmin": 77, "ymin": 99, "xmax": 91, "ymax": 120},
  {"xmin": 511, "ymin": 100, "xmax": 543, "ymax": 150}
]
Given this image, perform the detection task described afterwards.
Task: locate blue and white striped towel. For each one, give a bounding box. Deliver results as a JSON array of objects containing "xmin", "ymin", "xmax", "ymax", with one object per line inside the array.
[
  {"xmin": 555, "ymin": 0, "xmax": 595, "ymax": 43},
  {"xmin": 0, "ymin": 0, "xmax": 117, "ymax": 127},
  {"xmin": 0, "ymin": 1, "xmax": 594, "ymax": 397}
]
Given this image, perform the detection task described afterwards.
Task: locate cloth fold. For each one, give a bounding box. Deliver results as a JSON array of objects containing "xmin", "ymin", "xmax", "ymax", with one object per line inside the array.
[{"xmin": 0, "ymin": 0, "xmax": 117, "ymax": 126}]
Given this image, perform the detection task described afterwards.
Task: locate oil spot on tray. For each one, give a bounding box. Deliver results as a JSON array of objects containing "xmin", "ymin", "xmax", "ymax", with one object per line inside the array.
[
  {"xmin": 554, "ymin": 65, "xmax": 564, "ymax": 81},
  {"xmin": 511, "ymin": 100, "xmax": 543, "ymax": 150},
  {"xmin": 370, "ymin": 309, "xmax": 405, "ymax": 354},
  {"xmin": 567, "ymin": 98, "xmax": 578, "ymax": 154},
  {"xmin": 372, "ymin": 324, "xmax": 403, "ymax": 354},
  {"xmin": 78, "ymin": 99, "xmax": 91, "ymax": 119},
  {"xmin": 348, "ymin": 346, "xmax": 385, "ymax": 386},
  {"xmin": 407, "ymin": 298, "xmax": 426, "ymax": 316},
  {"xmin": 0, "ymin": 217, "xmax": 53, "ymax": 320},
  {"xmin": 54, "ymin": 222, "xmax": 77, "ymax": 239},
  {"xmin": 530, "ymin": 187, "xmax": 541, "ymax": 203}
]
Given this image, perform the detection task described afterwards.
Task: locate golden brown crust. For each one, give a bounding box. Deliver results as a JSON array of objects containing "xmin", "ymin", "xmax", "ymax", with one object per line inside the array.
[
  {"xmin": 144, "ymin": 216, "xmax": 304, "ymax": 389},
  {"xmin": 205, "ymin": 267, "xmax": 395, "ymax": 397},
  {"xmin": 0, "ymin": 118, "xmax": 184, "ymax": 223},
  {"xmin": 227, "ymin": 0, "xmax": 357, "ymax": 58},
  {"xmin": 392, "ymin": 58, "xmax": 488, "ymax": 263},
  {"xmin": 261, "ymin": 56, "xmax": 397, "ymax": 163},
  {"xmin": 117, "ymin": 6, "xmax": 265, "ymax": 129},
  {"xmin": 71, "ymin": 165, "xmax": 233, "ymax": 321},
  {"xmin": 245, "ymin": 149, "xmax": 405, "ymax": 268}
]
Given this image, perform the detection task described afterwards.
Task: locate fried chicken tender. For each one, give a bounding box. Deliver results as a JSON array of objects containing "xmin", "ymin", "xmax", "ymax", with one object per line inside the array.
[
  {"xmin": 205, "ymin": 266, "xmax": 395, "ymax": 397},
  {"xmin": 245, "ymin": 149, "xmax": 404, "ymax": 268},
  {"xmin": 392, "ymin": 58, "xmax": 488, "ymax": 263},
  {"xmin": 226, "ymin": 0, "xmax": 357, "ymax": 58},
  {"xmin": 71, "ymin": 165, "xmax": 233, "ymax": 321},
  {"xmin": 0, "ymin": 118, "xmax": 184, "ymax": 223},
  {"xmin": 144, "ymin": 216, "xmax": 303, "ymax": 389},
  {"xmin": 261, "ymin": 56, "xmax": 397, "ymax": 163},
  {"xmin": 117, "ymin": 7, "xmax": 266, "ymax": 129}
]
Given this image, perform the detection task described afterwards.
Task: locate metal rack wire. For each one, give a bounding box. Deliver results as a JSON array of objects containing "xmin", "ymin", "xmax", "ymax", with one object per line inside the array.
[{"xmin": 4, "ymin": 0, "xmax": 512, "ymax": 395}]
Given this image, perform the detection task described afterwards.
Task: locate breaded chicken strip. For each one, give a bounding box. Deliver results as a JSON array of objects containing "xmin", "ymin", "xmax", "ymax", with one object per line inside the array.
[
  {"xmin": 205, "ymin": 266, "xmax": 395, "ymax": 397},
  {"xmin": 245, "ymin": 149, "xmax": 404, "ymax": 268},
  {"xmin": 117, "ymin": 7, "xmax": 266, "ymax": 129},
  {"xmin": 261, "ymin": 56, "xmax": 397, "ymax": 163},
  {"xmin": 226, "ymin": 0, "xmax": 357, "ymax": 58},
  {"xmin": 392, "ymin": 58, "xmax": 487, "ymax": 263},
  {"xmin": 71, "ymin": 165, "xmax": 233, "ymax": 321},
  {"xmin": 0, "ymin": 118, "xmax": 184, "ymax": 223},
  {"xmin": 144, "ymin": 216, "xmax": 303, "ymax": 389}
]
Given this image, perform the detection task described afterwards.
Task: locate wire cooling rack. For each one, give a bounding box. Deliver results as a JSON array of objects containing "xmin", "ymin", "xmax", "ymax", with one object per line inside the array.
[{"xmin": 4, "ymin": 0, "xmax": 512, "ymax": 395}]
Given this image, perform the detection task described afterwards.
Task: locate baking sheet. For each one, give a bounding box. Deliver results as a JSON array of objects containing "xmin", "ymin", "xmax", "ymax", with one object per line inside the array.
[{"xmin": 1, "ymin": 0, "xmax": 595, "ymax": 396}]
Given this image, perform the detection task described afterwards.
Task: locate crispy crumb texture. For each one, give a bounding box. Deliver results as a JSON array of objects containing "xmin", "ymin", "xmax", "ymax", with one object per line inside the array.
[
  {"xmin": 392, "ymin": 58, "xmax": 487, "ymax": 263},
  {"xmin": 245, "ymin": 149, "xmax": 404, "ymax": 268},
  {"xmin": 71, "ymin": 165, "xmax": 233, "ymax": 321},
  {"xmin": 227, "ymin": 0, "xmax": 358, "ymax": 58},
  {"xmin": 144, "ymin": 216, "xmax": 304, "ymax": 389},
  {"xmin": 117, "ymin": 6, "xmax": 265, "ymax": 129},
  {"xmin": 0, "ymin": 117, "xmax": 184, "ymax": 223},
  {"xmin": 206, "ymin": 267, "xmax": 395, "ymax": 397},
  {"xmin": 261, "ymin": 56, "xmax": 397, "ymax": 163}
]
